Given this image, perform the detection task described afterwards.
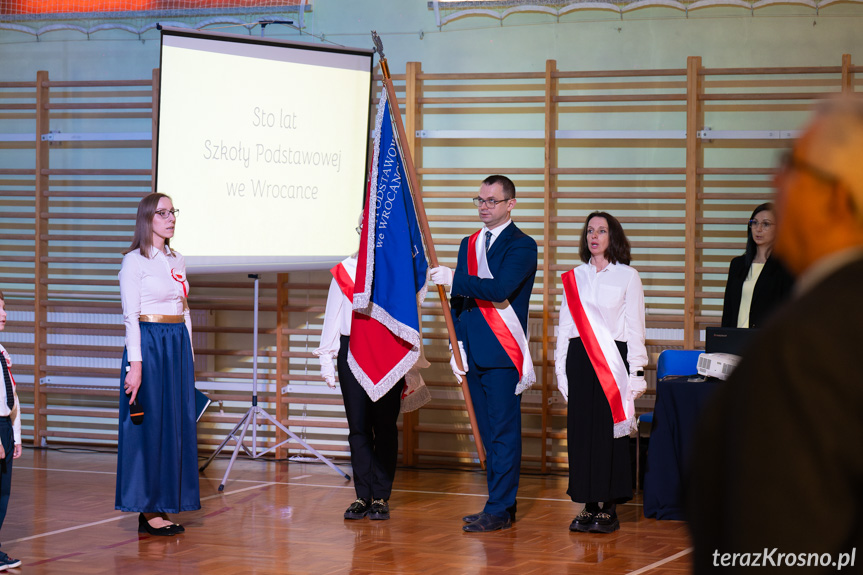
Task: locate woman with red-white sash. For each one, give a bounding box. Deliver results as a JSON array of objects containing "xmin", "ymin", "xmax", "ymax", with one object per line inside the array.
[{"xmin": 555, "ymin": 211, "xmax": 647, "ymax": 534}]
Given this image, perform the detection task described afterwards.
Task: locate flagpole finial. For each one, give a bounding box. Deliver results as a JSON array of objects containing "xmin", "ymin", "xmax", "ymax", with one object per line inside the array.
[
  {"xmin": 371, "ymin": 30, "xmax": 385, "ymax": 60},
  {"xmin": 371, "ymin": 30, "xmax": 391, "ymax": 80}
]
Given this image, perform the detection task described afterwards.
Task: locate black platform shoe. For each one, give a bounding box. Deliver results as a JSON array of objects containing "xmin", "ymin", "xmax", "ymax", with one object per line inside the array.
[
  {"xmin": 569, "ymin": 508, "xmax": 595, "ymax": 532},
  {"xmin": 369, "ymin": 499, "xmax": 390, "ymax": 520},
  {"xmin": 588, "ymin": 511, "xmax": 620, "ymax": 534},
  {"xmin": 344, "ymin": 498, "xmax": 371, "ymax": 520}
]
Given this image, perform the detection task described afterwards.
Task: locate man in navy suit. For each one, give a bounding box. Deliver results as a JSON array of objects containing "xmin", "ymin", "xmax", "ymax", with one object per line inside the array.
[{"xmin": 431, "ymin": 175, "xmax": 537, "ymax": 532}]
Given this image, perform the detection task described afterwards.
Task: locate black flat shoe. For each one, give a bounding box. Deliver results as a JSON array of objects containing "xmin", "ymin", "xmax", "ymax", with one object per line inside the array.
[
  {"xmin": 463, "ymin": 503, "xmax": 517, "ymax": 524},
  {"xmin": 462, "ymin": 512, "xmax": 512, "ymax": 533},
  {"xmin": 159, "ymin": 513, "xmax": 185, "ymax": 533},
  {"xmin": 569, "ymin": 508, "xmax": 595, "ymax": 532},
  {"xmin": 138, "ymin": 513, "xmax": 180, "ymax": 536}
]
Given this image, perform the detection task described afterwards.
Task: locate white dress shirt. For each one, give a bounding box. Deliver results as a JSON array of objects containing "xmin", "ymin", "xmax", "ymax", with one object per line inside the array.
[
  {"xmin": 313, "ymin": 255, "xmax": 358, "ymax": 360},
  {"xmin": 119, "ymin": 245, "xmax": 192, "ymax": 362},
  {"xmin": 0, "ymin": 345, "xmax": 22, "ymax": 445},
  {"xmin": 474, "ymin": 219, "xmax": 512, "ymax": 262},
  {"xmin": 555, "ymin": 260, "xmax": 647, "ymax": 377}
]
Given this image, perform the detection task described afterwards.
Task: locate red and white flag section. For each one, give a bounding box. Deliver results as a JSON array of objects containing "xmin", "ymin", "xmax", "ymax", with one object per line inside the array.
[{"xmin": 348, "ymin": 88, "xmax": 430, "ymax": 406}]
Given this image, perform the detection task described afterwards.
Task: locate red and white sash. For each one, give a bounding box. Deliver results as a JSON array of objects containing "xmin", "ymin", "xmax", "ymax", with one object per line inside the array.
[
  {"xmin": 561, "ymin": 267, "xmax": 633, "ymax": 437},
  {"xmin": 468, "ymin": 230, "xmax": 535, "ymax": 395},
  {"xmin": 331, "ymin": 258, "xmax": 356, "ymax": 304},
  {"xmin": 330, "ymin": 257, "xmax": 430, "ymax": 411}
]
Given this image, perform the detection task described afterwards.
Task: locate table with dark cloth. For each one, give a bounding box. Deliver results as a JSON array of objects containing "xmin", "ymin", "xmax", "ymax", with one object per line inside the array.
[{"xmin": 642, "ymin": 375, "xmax": 722, "ymax": 520}]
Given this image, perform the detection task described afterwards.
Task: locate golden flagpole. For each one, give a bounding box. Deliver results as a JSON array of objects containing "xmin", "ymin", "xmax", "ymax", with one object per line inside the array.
[{"xmin": 371, "ymin": 31, "xmax": 486, "ymax": 467}]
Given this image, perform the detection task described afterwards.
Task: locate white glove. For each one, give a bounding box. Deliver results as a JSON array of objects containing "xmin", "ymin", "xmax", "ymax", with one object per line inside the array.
[
  {"xmin": 430, "ymin": 265, "xmax": 454, "ymax": 286},
  {"xmin": 319, "ymin": 356, "xmax": 337, "ymax": 389},
  {"xmin": 449, "ymin": 341, "xmax": 468, "ymax": 383},
  {"xmin": 556, "ymin": 372, "xmax": 568, "ymax": 403},
  {"xmin": 629, "ymin": 373, "xmax": 647, "ymax": 400}
]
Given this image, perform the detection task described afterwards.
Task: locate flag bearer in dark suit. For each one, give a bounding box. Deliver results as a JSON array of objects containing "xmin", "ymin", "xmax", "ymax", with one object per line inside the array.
[
  {"xmin": 431, "ymin": 175, "xmax": 538, "ymax": 532},
  {"xmin": 688, "ymin": 97, "xmax": 863, "ymax": 572}
]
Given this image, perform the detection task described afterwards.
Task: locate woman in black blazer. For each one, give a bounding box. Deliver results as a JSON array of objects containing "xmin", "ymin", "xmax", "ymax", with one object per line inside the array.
[{"xmin": 721, "ymin": 203, "xmax": 794, "ymax": 328}]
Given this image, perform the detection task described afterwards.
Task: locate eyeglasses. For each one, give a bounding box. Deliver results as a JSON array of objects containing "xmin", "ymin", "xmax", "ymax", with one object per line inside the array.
[
  {"xmin": 472, "ymin": 197, "xmax": 509, "ymax": 208},
  {"xmin": 779, "ymin": 151, "xmax": 839, "ymax": 187},
  {"xmin": 154, "ymin": 209, "xmax": 180, "ymax": 219},
  {"xmin": 748, "ymin": 219, "xmax": 773, "ymax": 231}
]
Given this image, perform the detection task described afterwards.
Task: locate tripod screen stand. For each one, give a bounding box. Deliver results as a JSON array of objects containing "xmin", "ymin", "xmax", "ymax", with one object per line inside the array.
[{"xmin": 199, "ymin": 274, "xmax": 350, "ymax": 490}]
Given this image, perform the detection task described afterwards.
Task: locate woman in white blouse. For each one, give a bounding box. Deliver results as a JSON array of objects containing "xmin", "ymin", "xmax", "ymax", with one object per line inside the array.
[
  {"xmin": 116, "ymin": 193, "xmax": 199, "ymax": 536},
  {"xmin": 555, "ymin": 212, "xmax": 647, "ymax": 534}
]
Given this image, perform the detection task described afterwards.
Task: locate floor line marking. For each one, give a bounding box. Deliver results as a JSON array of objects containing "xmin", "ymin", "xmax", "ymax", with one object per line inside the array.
[
  {"xmin": 626, "ymin": 548, "xmax": 693, "ymax": 574},
  {"xmin": 15, "ymin": 466, "xmax": 116, "ymax": 475}
]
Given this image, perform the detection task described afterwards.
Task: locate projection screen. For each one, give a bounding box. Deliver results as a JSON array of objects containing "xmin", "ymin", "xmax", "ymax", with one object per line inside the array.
[{"xmin": 156, "ymin": 27, "xmax": 374, "ymax": 273}]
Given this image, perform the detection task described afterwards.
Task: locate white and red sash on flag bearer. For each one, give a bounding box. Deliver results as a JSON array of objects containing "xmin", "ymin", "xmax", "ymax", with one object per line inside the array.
[
  {"xmin": 561, "ymin": 267, "xmax": 634, "ymax": 438},
  {"xmin": 467, "ymin": 230, "xmax": 536, "ymax": 395},
  {"xmin": 330, "ymin": 257, "xmax": 430, "ymax": 412},
  {"xmin": 331, "ymin": 258, "xmax": 356, "ymax": 304}
]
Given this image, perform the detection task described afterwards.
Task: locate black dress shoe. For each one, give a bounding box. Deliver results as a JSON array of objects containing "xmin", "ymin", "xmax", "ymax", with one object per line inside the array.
[
  {"xmin": 462, "ymin": 512, "xmax": 512, "ymax": 533},
  {"xmin": 369, "ymin": 499, "xmax": 390, "ymax": 520},
  {"xmin": 138, "ymin": 513, "xmax": 180, "ymax": 536},
  {"xmin": 588, "ymin": 511, "xmax": 620, "ymax": 534},
  {"xmin": 569, "ymin": 508, "xmax": 594, "ymax": 532},
  {"xmin": 344, "ymin": 498, "xmax": 371, "ymax": 520},
  {"xmin": 463, "ymin": 503, "xmax": 517, "ymax": 524}
]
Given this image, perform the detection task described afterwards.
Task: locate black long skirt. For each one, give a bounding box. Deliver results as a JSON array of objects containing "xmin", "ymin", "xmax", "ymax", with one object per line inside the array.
[{"xmin": 566, "ymin": 337, "xmax": 632, "ymax": 504}]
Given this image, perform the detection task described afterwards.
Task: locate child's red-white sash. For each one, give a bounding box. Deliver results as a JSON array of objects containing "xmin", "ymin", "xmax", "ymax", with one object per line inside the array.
[
  {"xmin": 330, "ymin": 257, "xmax": 430, "ymax": 411},
  {"xmin": 467, "ymin": 230, "xmax": 535, "ymax": 395},
  {"xmin": 561, "ymin": 267, "xmax": 632, "ymax": 436}
]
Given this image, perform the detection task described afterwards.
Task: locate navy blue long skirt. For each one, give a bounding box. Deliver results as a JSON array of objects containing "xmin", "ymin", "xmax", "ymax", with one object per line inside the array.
[{"xmin": 115, "ymin": 321, "xmax": 201, "ymax": 513}]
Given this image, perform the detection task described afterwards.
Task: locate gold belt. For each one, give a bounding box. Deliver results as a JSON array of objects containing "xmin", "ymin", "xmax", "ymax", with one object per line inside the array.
[{"xmin": 139, "ymin": 314, "xmax": 184, "ymax": 324}]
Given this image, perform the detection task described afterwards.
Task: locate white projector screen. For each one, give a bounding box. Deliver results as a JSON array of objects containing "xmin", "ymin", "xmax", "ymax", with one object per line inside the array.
[{"xmin": 156, "ymin": 27, "xmax": 373, "ymax": 273}]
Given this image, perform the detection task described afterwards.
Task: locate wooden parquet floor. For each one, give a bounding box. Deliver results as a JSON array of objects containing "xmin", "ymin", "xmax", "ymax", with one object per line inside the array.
[{"xmin": 2, "ymin": 448, "xmax": 692, "ymax": 574}]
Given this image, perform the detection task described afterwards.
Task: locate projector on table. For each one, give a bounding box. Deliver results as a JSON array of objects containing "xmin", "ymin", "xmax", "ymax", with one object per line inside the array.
[{"xmin": 697, "ymin": 353, "xmax": 740, "ymax": 381}]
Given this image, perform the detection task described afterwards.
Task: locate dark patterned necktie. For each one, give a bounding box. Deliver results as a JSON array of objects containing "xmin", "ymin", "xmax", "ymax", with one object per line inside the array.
[
  {"xmin": 485, "ymin": 230, "xmax": 492, "ymax": 253},
  {"xmin": 1, "ymin": 356, "xmax": 13, "ymax": 409}
]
